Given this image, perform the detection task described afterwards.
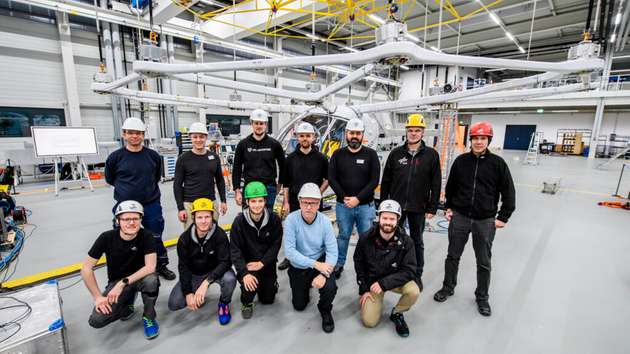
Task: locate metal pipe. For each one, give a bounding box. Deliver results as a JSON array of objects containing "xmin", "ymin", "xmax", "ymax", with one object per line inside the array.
[{"xmin": 586, "ymin": 0, "xmax": 596, "ymax": 32}]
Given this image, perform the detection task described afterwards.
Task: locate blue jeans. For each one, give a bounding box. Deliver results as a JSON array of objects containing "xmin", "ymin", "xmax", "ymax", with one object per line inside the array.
[
  {"xmin": 335, "ymin": 201, "xmax": 375, "ymax": 267},
  {"xmin": 265, "ymin": 184, "xmax": 277, "ymax": 213},
  {"xmin": 112, "ymin": 201, "xmax": 168, "ymax": 267}
]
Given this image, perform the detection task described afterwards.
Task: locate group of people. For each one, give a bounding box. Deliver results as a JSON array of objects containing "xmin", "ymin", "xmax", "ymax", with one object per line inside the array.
[{"xmin": 80, "ymin": 109, "xmax": 516, "ymax": 340}]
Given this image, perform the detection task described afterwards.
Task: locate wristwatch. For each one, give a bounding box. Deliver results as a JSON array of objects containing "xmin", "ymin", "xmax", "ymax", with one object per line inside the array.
[{"xmin": 122, "ymin": 277, "xmax": 129, "ymax": 286}]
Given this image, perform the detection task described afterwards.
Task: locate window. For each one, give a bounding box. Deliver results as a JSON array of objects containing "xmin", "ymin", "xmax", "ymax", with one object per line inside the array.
[{"xmin": 0, "ymin": 107, "xmax": 66, "ymax": 138}]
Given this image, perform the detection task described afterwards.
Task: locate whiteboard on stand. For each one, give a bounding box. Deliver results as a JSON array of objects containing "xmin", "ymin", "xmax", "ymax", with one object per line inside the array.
[{"xmin": 31, "ymin": 127, "xmax": 99, "ymax": 157}]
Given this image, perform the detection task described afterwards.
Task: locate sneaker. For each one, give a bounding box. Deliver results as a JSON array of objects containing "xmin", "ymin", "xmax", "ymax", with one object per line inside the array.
[
  {"xmin": 433, "ymin": 288, "xmax": 454, "ymax": 302},
  {"xmin": 278, "ymin": 258, "xmax": 290, "ymax": 271},
  {"xmin": 477, "ymin": 300, "xmax": 492, "ymax": 317},
  {"xmin": 218, "ymin": 302, "xmax": 231, "ymax": 325},
  {"xmin": 120, "ymin": 304, "xmax": 135, "ymax": 321},
  {"xmin": 321, "ymin": 311, "xmax": 335, "ymax": 333},
  {"xmin": 333, "ymin": 266, "xmax": 344, "ymax": 280},
  {"xmin": 157, "ymin": 266, "xmax": 176, "ymax": 280},
  {"xmin": 416, "ymin": 278, "xmax": 424, "ymax": 293},
  {"xmin": 142, "ymin": 316, "xmax": 159, "ymax": 340},
  {"xmin": 389, "ymin": 310, "xmax": 410, "ymax": 338},
  {"xmin": 241, "ymin": 303, "xmax": 254, "ymax": 319}
]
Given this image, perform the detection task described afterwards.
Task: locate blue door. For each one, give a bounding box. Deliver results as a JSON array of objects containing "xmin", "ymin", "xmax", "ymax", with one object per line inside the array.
[{"xmin": 504, "ymin": 125, "xmax": 536, "ymax": 150}]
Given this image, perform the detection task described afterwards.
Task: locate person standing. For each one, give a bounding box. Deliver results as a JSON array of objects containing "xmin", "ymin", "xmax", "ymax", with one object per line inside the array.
[
  {"xmin": 327, "ymin": 118, "xmax": 380, "ymax": 279},
  {"xmin": 278, "ymin": 122, "xmax": 328, "ymax": 271},
  {"xmin": 105, "ymin": 117, "xmax": 175, "ymax": 280},
  {"xmin": 173, "ymin": 122, "xmax": 227, "ymax": 229},
  {"xmin": 232, "ymin": 109, "xmax": 285, "ymax": 212},
  {"xmin": 380, "ymin": 113, "xmax": 441, "ymax": 289},
  {"xmin": 433, "ymin": 121, "xmax": 516, "ymax": 317}
]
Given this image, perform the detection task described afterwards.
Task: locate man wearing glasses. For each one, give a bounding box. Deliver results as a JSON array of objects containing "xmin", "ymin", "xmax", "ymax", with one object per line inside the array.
[
  {"xmin": 81, "ymin": 201, "xmax": 160, "ymax": 339},
  {"xmin": 105, "ymin": 117, "xmax": 176, "ymax": 280},
  {"xmin": 284, "ymin": 183, "xmax": 338, "ymax": 333}
]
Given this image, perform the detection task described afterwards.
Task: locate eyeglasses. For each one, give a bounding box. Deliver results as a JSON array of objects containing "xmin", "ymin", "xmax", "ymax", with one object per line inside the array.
[
  {"xmin": 119, "ymin": 217, "xmax": 141, "ymax": 223},
  {"xmin": 300, "ymin": 201, "xmax": 320, "ymax": 208}
]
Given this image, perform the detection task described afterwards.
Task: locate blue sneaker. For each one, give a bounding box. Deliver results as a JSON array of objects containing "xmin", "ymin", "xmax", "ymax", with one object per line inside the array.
[
  {"xmin": 142, "ymin": 316, "xmax": 159, "ymax": 339},
  {"xmin": 218, "ymin": 302, "xmax": 231, "ymax": 325}
]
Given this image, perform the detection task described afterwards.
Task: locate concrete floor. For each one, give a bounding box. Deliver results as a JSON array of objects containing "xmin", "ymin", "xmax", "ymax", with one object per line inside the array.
[{"xmin": 3, "ymin": 151, "xmax": 630, "ymax": 354}]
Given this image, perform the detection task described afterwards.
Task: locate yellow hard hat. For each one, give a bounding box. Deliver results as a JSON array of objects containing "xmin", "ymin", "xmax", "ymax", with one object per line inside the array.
[
  {"xmin": 406, "ymin": 113, "xmax": 427, "ymax": 128},
  {"xmin": 191, "ymin": 198, "xmax": 214, "ymax": 213}
]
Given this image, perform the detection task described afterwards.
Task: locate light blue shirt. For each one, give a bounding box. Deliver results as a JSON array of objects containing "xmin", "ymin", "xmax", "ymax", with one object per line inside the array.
[{"xmin": 283, "ymin": 211, "xmax": 338, "ymax": 269}]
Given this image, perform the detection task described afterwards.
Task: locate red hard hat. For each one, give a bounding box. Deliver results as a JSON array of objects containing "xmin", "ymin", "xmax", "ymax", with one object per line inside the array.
[{"xmin": 469, "ymin": 121, "xmax": 494, "ymax": 137}]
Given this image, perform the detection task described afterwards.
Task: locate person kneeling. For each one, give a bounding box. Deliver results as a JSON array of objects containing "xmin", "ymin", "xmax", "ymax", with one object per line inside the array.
[
  {"xmin": 230, "ymin": 182, "xmax": 283, "ymax": 319},
  {"xmin": 81, "ymin": 201, "xmax": 161, "ymax": 339},
  {"xmin": 353, "ymin": 200, "xmax": 420, "ymax": 338},
  {"xmin": 284, "ymin": 183, "xmax": 338, "ymax": 333},
  {"xmin": 168, "ymin": 198, "xmax": 236, "ymax": 325}
]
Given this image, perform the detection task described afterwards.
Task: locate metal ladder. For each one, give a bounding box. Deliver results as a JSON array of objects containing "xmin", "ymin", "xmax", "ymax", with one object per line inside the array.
[{"xmin": 524, "ymin": 132, "xmax": 543, "ymax": 165}]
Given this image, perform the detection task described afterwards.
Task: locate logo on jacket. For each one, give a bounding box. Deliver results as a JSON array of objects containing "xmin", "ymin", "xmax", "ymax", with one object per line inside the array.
[{"xmin": 398, "ymin": 157, "xmax": 408, "ymax": 165}]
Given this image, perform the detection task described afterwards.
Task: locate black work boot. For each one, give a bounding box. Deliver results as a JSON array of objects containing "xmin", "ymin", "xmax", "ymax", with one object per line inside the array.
[
  {"xmin": 320, "ymin": 311, "xmax": 335, "ymax": 333},
  {"xmin": 333, "ymin": 266, "xmax": 344, "ymax": 279},
  {"xmin": 477, "ymin": 300, "xmax": 492, "ymax": 317},
  {"xmin": 433, "ymin": 288, "xmax": 454, "ymax": 302},
  {"xmin": 389, "ymin": 309, "xmax": 410, "ymax": 338},
  {"xmin": 278, "ymin": 258, "xmax": 290, "ymax": 271},
  {"xmin": 157, "ymin": 265, "xmax": 176, "ymax": 280}
]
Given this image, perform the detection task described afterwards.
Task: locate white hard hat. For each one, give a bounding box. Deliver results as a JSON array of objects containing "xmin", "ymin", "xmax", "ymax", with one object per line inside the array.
[
  {"xmin": 250, "ymin": 109, "xmax": 269, "ymax": 122},
  {"xmin": 298, "ymin": 183, "xmax": 322, "ymax": 200},
  {"xmin": 115, "ymin": 200, "xmax": 144, "ymax": 216},
  {"xmin": 378, "ymin": 199, "xmax": 401, "ymax": 217},
  {"xmin": 345, "ymin": 118, "xmax": 365, "ymax": 132},
  {"xmin": 122, "ymin": 117, "xmax": 146, "ymax": 132},
  {"xmin": 189, "ymin": 122, "xmax": 208, "ymax": 135},
  {"xmin": 295, "ymin": 122, "xmax": 316, "ymax": 135}
]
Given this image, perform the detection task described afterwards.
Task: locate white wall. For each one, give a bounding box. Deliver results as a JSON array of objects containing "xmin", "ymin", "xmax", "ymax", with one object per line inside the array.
[{"xmin": 471, "ymin": 112, "xmax": 630, "ymax": 149}]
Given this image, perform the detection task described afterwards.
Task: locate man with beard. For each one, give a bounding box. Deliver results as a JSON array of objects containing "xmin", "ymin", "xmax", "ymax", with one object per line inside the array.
[
  {"xmin": 380, "ymin": 113, "xmax": 441, "ymax": 290},
  {"xmin": 284, "ymin": 183, "xmax": 338, "ymax": 333},
  {"xmin": 232, "ymin": 109, "xmax": 285, "ymax": 212},
  {"xmin": 433, "ymin": 121, "xmax": 516, "ymax": 317},
  {"xmin": 354, "ymin": 200, "xmax": 420, "ymax": 337},
  {"xmin": 105, "ymin": 117, "xmax": 175, "ymax": 280},
  {"xmin": 168, "ymin": 198, "xmax": 236, "ymax": 326},
  {"xmin": 230, "ymin": 182, "xmax": 283, "ymax": 319},
  {"xmin": 82, "ymin": 201, "xmax": 160, "ymax": 339},
  {"xmin": 277, "ymin": 122, "xmax": 329, "ymax": 271},
  {"xmin": 327, "ymin": 118, "xmax": 380, "ymax": 279},
  {"xmin": 173, "ymin": 122, "xmax": 227, "ymax": 229}
]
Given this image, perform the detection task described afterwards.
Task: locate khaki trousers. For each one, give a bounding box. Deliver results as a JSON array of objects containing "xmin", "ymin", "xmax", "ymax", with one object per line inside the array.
[
  {"xmin": 182, "ymin": 201, "xmax": 219, "ymax": 229},
  {"xmin": 360, "ymin": 280, "xmax": 421, "ymax": 328}
]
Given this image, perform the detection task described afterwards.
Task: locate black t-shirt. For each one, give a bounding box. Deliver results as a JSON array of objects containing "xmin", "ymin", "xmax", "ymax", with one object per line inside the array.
[
  {"xmin": 328, "ymin": 146, "xmax": 381, "ymax": 204},
  {"xmin": 173, "ymin": 150, "xmax": 227, "ymax": 210},
  {"xmin": 283, "ymin": 148, "xmax": 328, "ymax": 206},
  {"xmin": 88, "ymin": 228, "xmax": 156, "ymax": 283}
]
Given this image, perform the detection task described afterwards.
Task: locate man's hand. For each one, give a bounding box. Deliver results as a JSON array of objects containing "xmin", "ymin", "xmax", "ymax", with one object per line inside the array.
[
  {"xmin": 220, "ymin": 202, "xmax": 228, "ymax": 216},
  {"xmin": 359, "ymin": 292, "xmax": 374, "ymax": 309},
  {"xmin": 185, "ymin": 294, "xmax": 198, "ymax": 311},
  {"xmin": 178, "ymin": 210, "xmax": 187, "ymax": 223},
  {"xmin": 194, "ymin": 280, "xmax": 210, "ymax": 307},
  {"xmin": 495, "ymin": 219, "xmax": 506, "ymax": 229},
  {"xmin": 235, "ymin": 189, "xmax": 243, "ymax": 206},
  {"xmin": 106, "ymin": 281, "xmax": 125, "ymax": 304},
  {"xmin": 282, "ymin": 201, "xmax": 290, "ymax": 217},
  {"xmin": 344, "ymin": 197, "xmax": 360, "ymax": 208},
  {"xmin": 247, "ymin": 261, "xmax": 264, "ymax": 272},
  {"xmin": 94, "ymin": 295, "xmax": 112, "ymax": 315},
  {"xmin": 313, "ymin": 262, "xmax": 334, "ymax": 277},
  {"xmin": 370, "ymin": 282, "xmax": 383, "ymax": 294},
  {"xmin": 243, "ymin": 274, "xmax": 258, "ymax": 292},
  {"xmin": 425, "ymin": 213, "xmax": 435, "ymax": 220},
  {"xmin": 311, "ymin": 274, "xmax": 326, "ymax": 289},
  {"xmin": 445, "ymin": 208, "xmax": 453, "ymax": 221}
]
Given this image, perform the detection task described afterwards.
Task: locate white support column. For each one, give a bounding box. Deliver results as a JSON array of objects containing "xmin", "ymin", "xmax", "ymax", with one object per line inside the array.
[
  {"xmin": 100, "ymin": 1, "xmax": 121, "ymax": 140},
  {"xmin": 167, "ymin": 36, "xmax": 179, "ymax": 132},
  {"xmin": 56, "ymin": 11, "xmax": 82, "ymax": 127},
  {"xmin": 589, "ymin": 48, "xmax": 613, "ymax": 159},
  {"xmin": 194, "ymin": 40, "xmax": 206, "ymax": 123},
  {"xmin": 111, "ymin": 24, "xmax": 128, "ymax": 118}
]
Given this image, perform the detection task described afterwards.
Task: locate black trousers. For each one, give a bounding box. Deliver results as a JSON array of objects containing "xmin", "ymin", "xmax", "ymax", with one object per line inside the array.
[
  {"xmin": 442, "ymin": 211, "xmax": 496, "ymax": 301},
  {"xmin": 287, "ymin": 265, "xmax": 337, "ymax": 313},
  {"xmin": 399, "ymin": 211, "xmax": 426, "ymax": 280},
  {"xmin": 239, "ymin": 265, "xmax": 279, "ymax": 305},
  {"xmin": 88, "ymin": 273, "xmax": 159, "ymax": 328}
]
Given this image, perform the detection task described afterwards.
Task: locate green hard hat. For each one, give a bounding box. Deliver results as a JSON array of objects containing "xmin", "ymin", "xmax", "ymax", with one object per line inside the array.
[{"xmin": 244, "ymin": 181, "xmax": 268, "ymax": 199}]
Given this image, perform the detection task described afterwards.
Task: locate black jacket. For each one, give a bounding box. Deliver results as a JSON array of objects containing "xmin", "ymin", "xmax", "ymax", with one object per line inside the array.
[
  {"xmin": 177, "ymin": 224, "xmax": 231, "ymax": 295},
  {"xmin": 445, "ymin": 150, "xmax": 516, "ymax": 222},
  {"xmin": 229, "ymin": 209, "xmax": 283, "ymax": 280},
  {"xmin": 232, "ymin": 134, "xmax": 285, "ymax": 189},
  {"xmin": 283, "ymin": 148, "xmax": 328, "ymax": 207},
  {"xmin": 353, "ymin": 224, "xmax": 417, "ymax": 295},
  {"xmin": 380, "ymin": 141, "xmax": 441, "ymax": 214}
]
